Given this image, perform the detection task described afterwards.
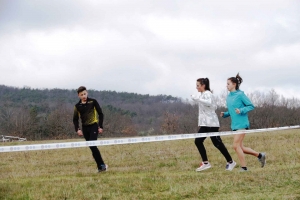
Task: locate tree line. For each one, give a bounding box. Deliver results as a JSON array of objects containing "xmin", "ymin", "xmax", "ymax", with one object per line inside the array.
[{"xmin": 0, "ymin": 85, "xmax": 299, "ymax": 140}]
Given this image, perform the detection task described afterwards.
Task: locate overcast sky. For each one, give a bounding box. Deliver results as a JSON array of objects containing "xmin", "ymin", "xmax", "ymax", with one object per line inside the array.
[{"xmin": 1, "ymin": 0, "xmax": 300, "ymax": 99}]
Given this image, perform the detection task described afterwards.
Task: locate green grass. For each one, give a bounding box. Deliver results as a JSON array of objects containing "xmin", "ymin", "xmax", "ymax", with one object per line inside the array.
[{"xmin": 0, "ymin": 130, "xmax": 300, "ymax": 200}]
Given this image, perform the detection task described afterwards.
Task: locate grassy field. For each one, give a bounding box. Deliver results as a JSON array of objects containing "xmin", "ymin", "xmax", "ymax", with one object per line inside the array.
[{"xmin": 0, "ymin": 129, "xmax": 300, "ymax": 200}]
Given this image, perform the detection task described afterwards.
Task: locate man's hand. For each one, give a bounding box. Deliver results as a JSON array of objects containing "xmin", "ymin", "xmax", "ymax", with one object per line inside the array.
[
  {"xmin": 98, "ymin": 127, "xmax": 103, "ymax": 134},
  {"xmin": 77, "ymin": 130, "xmax": 83, "ymax": 136},
  {"xmin": 235, "ymin": 108, "xmax": 241, "ymax": 114}
]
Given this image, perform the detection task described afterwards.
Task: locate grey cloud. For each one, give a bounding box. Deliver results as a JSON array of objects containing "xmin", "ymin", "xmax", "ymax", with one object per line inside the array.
[
  {"xmin": 0, "ymin": 0, "xmax": 300, "ymax": 99},
  {"xmin": 0, "ymin": 0, "xmax": 83, "ymax": 32}
]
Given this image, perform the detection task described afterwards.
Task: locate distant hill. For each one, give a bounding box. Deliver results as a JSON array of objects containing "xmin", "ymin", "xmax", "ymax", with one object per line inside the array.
[
  {"xmin": 0, "ymin": 85, "xmax": 181, "ymax": 105},
  {"xmin": 0, "ymin": 85, "xmax": 197, "ymax": 140}
]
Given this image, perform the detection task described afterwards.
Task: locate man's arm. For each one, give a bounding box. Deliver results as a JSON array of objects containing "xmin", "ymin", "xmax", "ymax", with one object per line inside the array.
[
  {"xmin": 94, "ymin": 100, "xmax": 104, "ymax": 129},
  {"xmin": 73, "ymin": 106, "xmax": 80, "ymax": 132}
]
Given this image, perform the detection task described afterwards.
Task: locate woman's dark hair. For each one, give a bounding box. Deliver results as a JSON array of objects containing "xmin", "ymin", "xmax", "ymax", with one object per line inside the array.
[
  {"xmin": 228, "ymin": 73, "xmax": 243, "ymax": 90},
  {"xmin": 197, "ymin": 78, "xmax": 210, "ymax": 91},
  {"xmin": 77, "ymin": 86, "xmax": 87, "ymax": 94}
]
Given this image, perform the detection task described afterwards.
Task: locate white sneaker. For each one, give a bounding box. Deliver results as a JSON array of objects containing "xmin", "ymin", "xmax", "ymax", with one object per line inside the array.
[
  {"xmin": 225, "ymin": 161, "xmax": 236, "ymax": 171},
  {"xmin": 196, "ymin": 162, "xmax": 211, "ymax": 172},
  {"xmin": 239, "ymin": 167, "xmax": 249, "ymax": 172}
]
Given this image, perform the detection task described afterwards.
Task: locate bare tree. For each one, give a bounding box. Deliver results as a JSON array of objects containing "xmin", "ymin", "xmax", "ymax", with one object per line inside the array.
[{"xmin": 160, "ymin": 112, "xmax": 179, "ymax": 134}]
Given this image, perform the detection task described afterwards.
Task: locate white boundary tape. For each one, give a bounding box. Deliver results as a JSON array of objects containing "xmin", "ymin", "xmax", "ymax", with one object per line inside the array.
[{"xmin": 0, "ymin": 126, "xmax": 299, "ymax": 153}]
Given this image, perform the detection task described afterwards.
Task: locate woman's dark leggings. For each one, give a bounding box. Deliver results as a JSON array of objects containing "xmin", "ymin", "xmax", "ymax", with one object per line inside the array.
[
  {"xmin": 195, "ymin": 126, "xmax": 232, "ymax": 162},
  {"xmin": 82, "ymin": 123, "xmax": 105, "ymax": 169}
]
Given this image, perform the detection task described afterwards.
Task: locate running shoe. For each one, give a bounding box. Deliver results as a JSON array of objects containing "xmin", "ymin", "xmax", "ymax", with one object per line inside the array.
[
  {"xmin": 225, "ymin": 161, "xmax": 236, "ymax": 171},
  {"xmin": 98, "ymin": 164, "xmax": 108, "ymax": 172},
  {"xmin": 239, "ymin": 167, "xmax": 249, "ymax": 172},
  {"xmin": 196, "ymin": 162, "xmax": 211, "ymax": 172},
  {"xmin": 258, "ymin": 152, "xmax": 266, "ymax": 168}
]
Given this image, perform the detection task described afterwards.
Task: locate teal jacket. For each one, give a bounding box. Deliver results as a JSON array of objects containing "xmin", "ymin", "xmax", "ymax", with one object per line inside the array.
[{"xmin": 222, "ymin": 90, "xmax": 254, "ymax": 130}]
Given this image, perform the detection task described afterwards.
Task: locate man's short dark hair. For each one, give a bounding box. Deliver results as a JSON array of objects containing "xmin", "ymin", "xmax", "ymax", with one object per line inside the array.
[{"xmin": 77, "ymin": 86, "xmax": 87, "ymax": 94}]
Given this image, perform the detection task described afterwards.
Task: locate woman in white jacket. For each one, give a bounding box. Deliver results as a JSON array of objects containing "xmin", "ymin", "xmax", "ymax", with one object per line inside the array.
[{"xmin": 191, "ymin": 78, "xmax": 236, "ymax": 172}]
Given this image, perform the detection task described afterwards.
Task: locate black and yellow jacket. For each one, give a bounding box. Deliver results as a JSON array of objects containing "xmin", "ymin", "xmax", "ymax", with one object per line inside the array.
[{"xmin": 73, "ymin": 97, "xmax": 104, "ymax": 132}]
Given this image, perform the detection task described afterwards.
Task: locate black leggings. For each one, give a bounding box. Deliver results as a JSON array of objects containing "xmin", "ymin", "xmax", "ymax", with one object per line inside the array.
[
  {"xmin": 82, "ymin": 123, "xmax": 105, "ymax": 169},
  {"xmin": 195, "ymin": 126, "xmax": 232, "ymax": 162}
]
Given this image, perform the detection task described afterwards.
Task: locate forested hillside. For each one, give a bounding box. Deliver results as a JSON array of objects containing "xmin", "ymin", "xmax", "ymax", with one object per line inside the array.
[{"xmin": 0, "ymin": 85, "xmax": 299, "ymax": 140}]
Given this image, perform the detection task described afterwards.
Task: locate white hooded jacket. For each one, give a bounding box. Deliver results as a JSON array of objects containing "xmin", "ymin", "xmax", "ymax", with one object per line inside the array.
[{"xmin": 191, "ymin": 90, "xmax": 220, "ymax": 127}]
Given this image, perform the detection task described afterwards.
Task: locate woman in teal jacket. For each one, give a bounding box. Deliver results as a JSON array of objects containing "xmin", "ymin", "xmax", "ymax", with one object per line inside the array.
[{"xmin": 221, "ymin": 73, "xmax": 266, "ymax": 171}]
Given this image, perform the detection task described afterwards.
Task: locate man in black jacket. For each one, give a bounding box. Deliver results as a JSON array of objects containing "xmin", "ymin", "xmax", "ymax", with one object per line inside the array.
[{"xmin": 73, "ymin": 86, "xmax": 107, "ymax": 172}]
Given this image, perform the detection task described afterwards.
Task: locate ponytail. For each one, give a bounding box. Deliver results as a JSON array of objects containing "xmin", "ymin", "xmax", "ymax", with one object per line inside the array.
[
  {"xmin": 197, "ymin": 78, "xmax": 211, "ymax": 91},
  {"xmin": 228, "ymin": 73, "xmax": 243, "ymax": 90}
]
